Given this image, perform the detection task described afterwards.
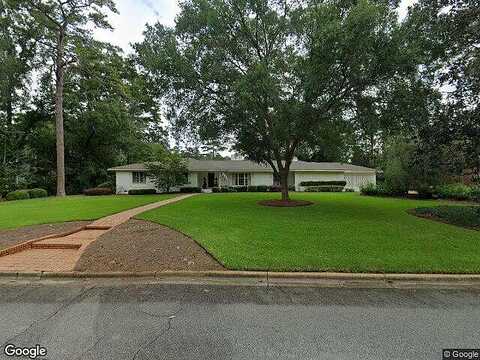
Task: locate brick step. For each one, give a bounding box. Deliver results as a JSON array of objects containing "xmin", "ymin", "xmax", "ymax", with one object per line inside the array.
[
  {"xmin": 31, "ymin": 243, "xmax": 81, "ymax": 250},
  {"xmin": 84, "ymin": 225, "xmax": 112, "ymax": 230}
]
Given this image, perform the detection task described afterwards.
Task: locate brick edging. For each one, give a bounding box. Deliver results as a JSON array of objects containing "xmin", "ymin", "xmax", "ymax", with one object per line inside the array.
[{"xmin": 0, "ymin": 226, "xmax": 87, "ymax": 257}]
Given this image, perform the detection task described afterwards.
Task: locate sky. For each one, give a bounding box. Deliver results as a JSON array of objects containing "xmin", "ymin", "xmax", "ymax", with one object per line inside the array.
[{"xmin": 94, "ymin": 0, "xmax": 417, "ymax": 54}]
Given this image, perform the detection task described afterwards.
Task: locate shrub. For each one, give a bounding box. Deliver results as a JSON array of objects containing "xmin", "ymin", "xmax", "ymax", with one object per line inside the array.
[
  {"xmin": 416, "ymin": 185, "xmax": 435, "ymax": 200},
  {"xmin": 83, "ymin": 187, "xmax": 113, "ymax": 196},
  {"xmin": 233, "ymin": 186, "xmax": 247, "ymax": 192},
  {"xmin": 28, "ymin": 188, "xmax": 48, "ymax": 198},
  {"xmin": 360, "ymin": 183, "xmax": 397, "ymax": 197},
  {"xmin": 304, "ymin": 186, "xmax": 344, "ymax": 192},
  {"xmin": 97, "ymin": 181, "xmax": 113, "ymax": 189},
  {"xmin": 360, "ymin": 183, "xmax": 377, "ymax": 196},
  {"xmin": 299, "ymin": 181, "xmax": 346, "ymax": 187},
  {"xmin": 288, "ymin": 185, "xmax": 296, "ymax": 191},
  {"xmin": 436, "ymin": 183, "xmax": 472, "ymax": 201},
  {"xmin": 179, "ymin": 187, "xmax": 202, "ymax": 193},
  {"xmin": 6, "ymin": 190, "xmax": 30, "ymax": 201},
  {"xmin": 471, "ymin": 186, "xmax": 480, "ymax": 202},
  {"xmin": 128, "ymin": 189, "xmax": 157, "ymax": 195},
  {"xmin": 268, "ymin": 185, "xmax": 282, "ymax": 192},
  {"xmin": 247, "ymin": 185, "xmax": 259, "ymax": 192},
  {"xmin": 414, "ymin": 206, "xmax": 480, "ymax": 229},
  {"xmin": 345, "ymin": 188, "xmax": 355, "ymax": 192},
  {"xmin": 212, "ymin": 187, "xmax": 232, "ymax": 193}
]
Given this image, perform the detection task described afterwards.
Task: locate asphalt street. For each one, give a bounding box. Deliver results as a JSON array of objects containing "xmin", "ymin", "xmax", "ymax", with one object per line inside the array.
[{"xmin": 0, "ymin": 279, "xmax": 478, "ymax": 360}]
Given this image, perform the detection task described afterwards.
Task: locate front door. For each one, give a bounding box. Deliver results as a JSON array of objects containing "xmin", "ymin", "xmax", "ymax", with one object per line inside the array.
[{"xmin": 208, "ymin": 172, "xmax": 215, "ymax": 188}]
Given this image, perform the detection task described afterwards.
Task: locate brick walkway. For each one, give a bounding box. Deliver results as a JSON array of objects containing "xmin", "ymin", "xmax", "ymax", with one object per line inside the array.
[{"xmin": 0, "ymin": 194, "xmax": 196, "ymax": 272}]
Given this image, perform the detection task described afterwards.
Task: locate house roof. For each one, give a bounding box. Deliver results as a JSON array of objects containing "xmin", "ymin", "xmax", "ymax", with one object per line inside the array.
[{"xmin": 108, "ymin": 159, "xmax": 375, "ymax": 173}]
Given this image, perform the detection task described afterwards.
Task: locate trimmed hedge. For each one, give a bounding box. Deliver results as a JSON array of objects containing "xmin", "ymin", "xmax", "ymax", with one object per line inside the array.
[
  {"xmin": 305, "ymin": 186, "xmax": 344, "ymax": 192},
  {"xmin": 180, "ymin": 187, "xmax": 202, "ymax": 193},
  {"xmin": 128, "ymin": 189, "xmax": 157, "ymax": 195},
  {"xmin": 212, "ymin": 185, "xmax": 295, "ymax": 193},
  {"xmin": 28, "ymin": 188, "xmax": 48, "ymax": 198},
  {"xmin": 300, "ymin": 181, "xmax": 346, "ymax": 187},
  {"xmin": 83, "ymin": 187, "xmax": 113, "ymax": 196},
  {"xmin": 6, "ymin": 190, "xmax": 30, "ymax": 201}
]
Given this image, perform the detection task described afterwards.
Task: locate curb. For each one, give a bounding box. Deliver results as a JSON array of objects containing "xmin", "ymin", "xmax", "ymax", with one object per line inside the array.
[{"xmin": 1, "ymin": 270, "xmax": 480, "ymax": 283}]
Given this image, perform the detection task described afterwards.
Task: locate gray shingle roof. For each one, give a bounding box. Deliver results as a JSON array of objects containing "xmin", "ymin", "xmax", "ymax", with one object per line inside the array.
[{"xmin": 109, "ymin": 159, "xmax": 375, "ymax": 173}]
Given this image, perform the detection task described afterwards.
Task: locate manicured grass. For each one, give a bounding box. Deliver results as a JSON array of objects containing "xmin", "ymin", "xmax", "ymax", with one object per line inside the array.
[
  {"xmin": 0, "ymin": 194, "xmax": 175, "ymax": 230},
  {"xmin": 138, "ymin": 193, "xmax": 480, "ymax": 273}
]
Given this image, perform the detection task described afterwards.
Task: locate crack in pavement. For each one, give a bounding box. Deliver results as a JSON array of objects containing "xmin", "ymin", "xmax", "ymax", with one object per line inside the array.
[
  {"xmin": 130, "ymin": 291, "xmax": 188, "ymax": 360},
  {"xmin": 1, "ymin": 285, "xmax": 97, "ymax": 347}
]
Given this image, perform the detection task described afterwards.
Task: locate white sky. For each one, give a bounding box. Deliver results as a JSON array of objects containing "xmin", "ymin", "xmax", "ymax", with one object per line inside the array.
[{"xmin": 94, "ymin": 0, "xmax": 417, "ymax": 53}]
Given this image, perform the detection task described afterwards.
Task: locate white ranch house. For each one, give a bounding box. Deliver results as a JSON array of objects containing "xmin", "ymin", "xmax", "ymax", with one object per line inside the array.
[{"xmin": 109, "ymin": 159, "xmax": 376, "ymax": 194}]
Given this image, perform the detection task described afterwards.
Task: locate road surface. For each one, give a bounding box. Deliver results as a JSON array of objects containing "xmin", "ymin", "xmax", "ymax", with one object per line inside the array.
[{"xmin": 0, "ymin": 279, "xmax": 478, "ymax": 360}]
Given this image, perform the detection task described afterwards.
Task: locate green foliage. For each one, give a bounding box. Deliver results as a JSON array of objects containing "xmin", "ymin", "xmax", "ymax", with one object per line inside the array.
[
  {"xmin": 6, "ymin": 190, "xmax": 30, "ymax": 201},
  {"xmin": 134, "ymin": 0, "xmax": 405, "ymax": 201},
  {"xmin": 128, "ymin": 189, "xmax": 157, "ymax": 195},
  {"xmin": 146, "ymin": 152, "xmax": 188, "ymax": 193},
  {"xmin": 300, "ymin": 181, "xmax": 346, "ymax": 187},
  {"xmin": 27, "ymin": 188, "xmax": 48, "ymax": 199},
  {"xmin": 360, "ymin": 183, "xmax": 395, "ymax": 197},
  {"xmin": 436, "ymin": 184, "xmax": 473, "ymax": 201},
  {"xmin": 304, "ymin": 186, "xmax": 344, "ymax": 192},
  {"xmin": 83, "ymin": 187, "xmax": 113, "ymax": 196},
  {"xmin": 179, "ymin": 187, "xmax": 201, "ymax": 193},
  {"xmin": 414, "ymin": 206, "xmax": 480, "ymax": 229},
  {"xmin": 383, "ymin": 138, "xmax": 413, "ymax": 195}
]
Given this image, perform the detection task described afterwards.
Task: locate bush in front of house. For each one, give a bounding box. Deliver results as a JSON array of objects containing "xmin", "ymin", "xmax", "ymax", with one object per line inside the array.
[
  {"xmin": 6, "ymin": 190, "xmax": 30, "ymax": 201},
  {"xmin": 436, "ymin": 183, "xmax": 472, "ymax": 201},
  {"xmin": 83, "ymin": 187, "xmax": 113, "ymax": 196},
  {"xmin": 27, "ymin": 188, "xmax": 48, "ymax": 198},
  {"xmin": 344, "ymin": 188, "xmax": 355, "ymax": 192},
  {"xmin": 179, "ymin": 187, "xmax": 202, "ymax": 193},
  {"xmin": 360, "ymin": 183, "xmax": 396, "ymax": 197},
  {"xmin": 471, "ymin": 186, "xmax": 480, "ymax": 202},
  {"xmin": 299, "ymin": 181, "xmax": 346, "ymax": 187},
  {"xmin": 128, "ymin": 189, "xmax": 157, "ymax": 195},
  {"xmin": 304, "ymin": 186, "xmax": 344, "ymax": 192}
]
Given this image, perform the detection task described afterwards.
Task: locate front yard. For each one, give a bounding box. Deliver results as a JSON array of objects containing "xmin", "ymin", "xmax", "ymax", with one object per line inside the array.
[
  {"xmin": 138, "ymin": 193, "xmax": 480, "ymax": 273},
  {"xmin": 0, "ymin": 194, "xmax": 175, "ymax": 230}
]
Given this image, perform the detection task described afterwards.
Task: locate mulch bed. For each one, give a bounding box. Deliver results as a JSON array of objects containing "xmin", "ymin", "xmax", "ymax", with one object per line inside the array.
[
  {"xmin": 75, "ymin": 219, "xmax": 224, "ymax": 272},
  {"xmin": 258, "ymin": 199, "xmax": 314, "ymax": 207},
  {"xmin": 0, "ymin": 221, "xmax": 91, "ymax": 250}
]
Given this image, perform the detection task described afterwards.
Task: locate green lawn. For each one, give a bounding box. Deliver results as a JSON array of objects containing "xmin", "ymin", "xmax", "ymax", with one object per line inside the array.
[
  {"xmin": 0, "ymin": 194, "xmax": 175, "ymax": 230},
  {"xmin": 138, "ymin": 193, "xmax": 480, "ymax": 273}
]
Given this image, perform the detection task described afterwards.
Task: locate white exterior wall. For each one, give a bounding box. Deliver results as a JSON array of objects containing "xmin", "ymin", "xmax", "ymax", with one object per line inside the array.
[
  {"xmin": 115, "ymin": 171, "xmax": 198, "ymax": 194},
  {"xmin": 344, "ymin": 172, "xmax": 376, "ymax": 191},
  {"xmin": 294, "ymin": 171, "xmax": 346, "ymax": 191},
  {"xmin": 115, "ymin": 171, "xmax": 156, "ymax": 194},
  {"xmin": 250, "ymin": 173, "xmax": 273, "ymax": 186}
]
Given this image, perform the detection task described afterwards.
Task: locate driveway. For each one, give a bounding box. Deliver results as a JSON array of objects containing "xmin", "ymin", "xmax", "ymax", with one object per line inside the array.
[{"xmin": 0, "ymin": 280, "xmax": 478, "ymax": 359}]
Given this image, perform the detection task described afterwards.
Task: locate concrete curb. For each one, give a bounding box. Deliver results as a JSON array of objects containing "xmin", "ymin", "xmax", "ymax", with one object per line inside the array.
[{"xmin": 1, "ymin": 270, "xmax": 480, "ymax": 283}]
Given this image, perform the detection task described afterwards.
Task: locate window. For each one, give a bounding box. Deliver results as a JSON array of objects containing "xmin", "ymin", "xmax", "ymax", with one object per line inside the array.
[
  {"xmin": 132, "ymin": 171, "xmax": 146, "ymax": 184},
  {"xmin": 234, "ymin": 173, "xmax": 250, "ymax": 186}
]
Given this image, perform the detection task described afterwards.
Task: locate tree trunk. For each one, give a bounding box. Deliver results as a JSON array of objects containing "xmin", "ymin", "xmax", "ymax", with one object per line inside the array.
[
  {"xmin": 280, "ymin": 168, "xmax": 289, "ymax": 201},
  {"xmin": 55, "ymin": 29, "xmax": 66, "ymax": 197}
]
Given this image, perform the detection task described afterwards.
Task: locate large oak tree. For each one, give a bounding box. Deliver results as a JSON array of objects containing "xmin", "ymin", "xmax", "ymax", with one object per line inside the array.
[{"xmin": 135, "ymin": 0, "xmax": 408, "ymax": 200}]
